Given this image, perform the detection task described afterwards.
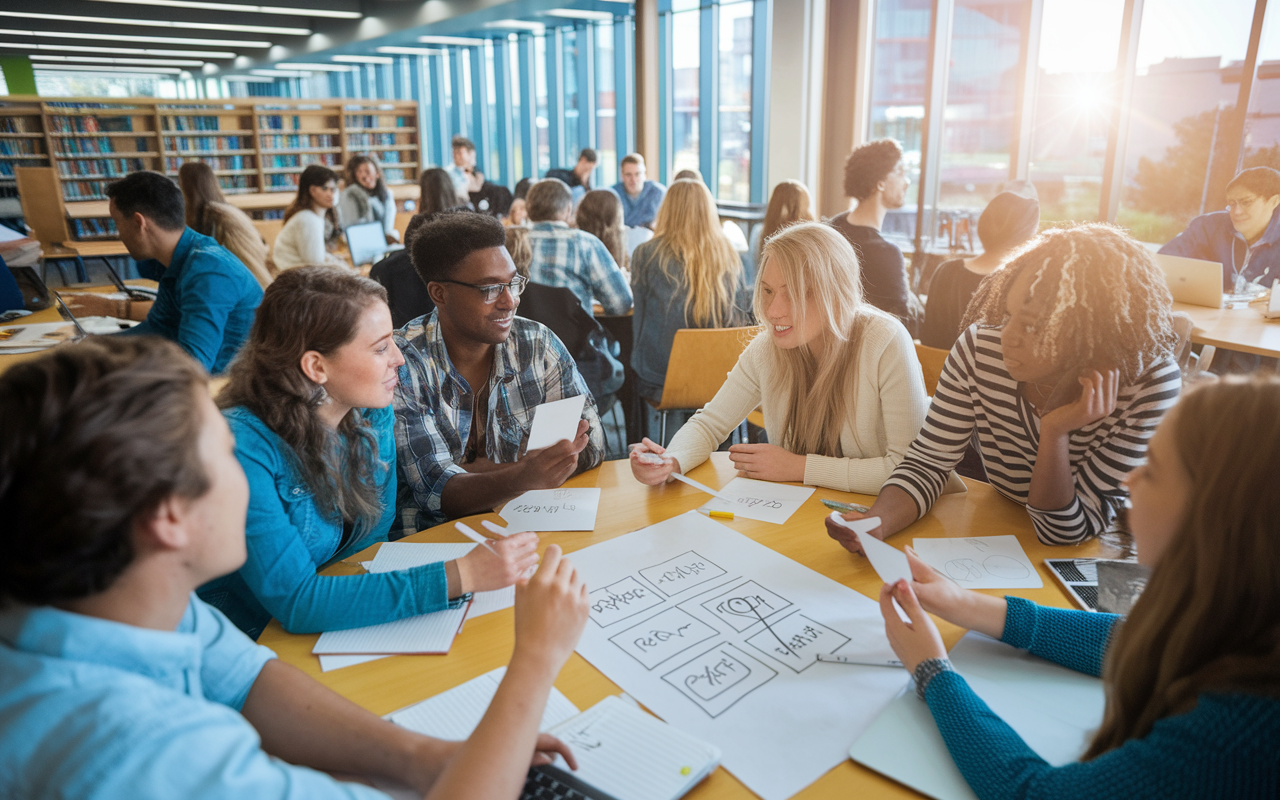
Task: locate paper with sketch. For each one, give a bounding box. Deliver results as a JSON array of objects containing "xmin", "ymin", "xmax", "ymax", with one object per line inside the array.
[
  {"xmin": 389, "ymin": 667, "xmax": 579, "ymax": 739},
  {"xmin": 567, "ymin": 511, "xmax": 907, "ymax": 800},
  {"xmin": 319, "ymin": 653, "xmax": 389, "ymax": 672},
  {"xmin": 500, "ymin": 488, "xmax": 600, "ymax": 531},
  {"xmin": 697, "ymin": 477, "xmax": 816, "ymax": 524},
  {"xmin": 367, "ymin": 542, "xmax": 516, "ymax": 618},
  {"xmin": 849, "ymin": 631, "xmax": 1105, "ymax": 800},
  {"xmin": 525, "ymin": 394, "xmax": 586, "ymax": 451},
  {"xmin": 312, "ymin": 602, "xmax": 469, "ymax": 655},
  {"xmin": 911, "ymin": 536, "xmax": 1043, "ymax": 589}
]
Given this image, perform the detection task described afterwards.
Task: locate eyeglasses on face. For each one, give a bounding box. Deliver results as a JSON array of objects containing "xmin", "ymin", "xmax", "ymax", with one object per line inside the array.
[
  {"xmin": 436, "ymin": 274, "xmax": 529, "ymax": 304},
  {"xmin": 1226, "ymin": 195, "xmax": 1260, "ymax": 212}
]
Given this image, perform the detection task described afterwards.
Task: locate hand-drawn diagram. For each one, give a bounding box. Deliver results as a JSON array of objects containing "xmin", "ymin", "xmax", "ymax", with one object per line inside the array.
[
  {"xmin": 943, "ymin": 556, "xmax": 1030, "ymax": 583},
  {"xmin": 589, "ymin": 576, "xmax": 666, "ymax": 627},
  {"xmin": 639, "ymin": 550, "xmax": 727, "ymax": 597},
  {"xmin": 609, "ymin": 607, "xmax": 720, "ymax": 670},
  {"xmin": 662, "ymin": 642, "xmax": 778, "ymax": 718},
  {"xmin": 699, "ymin": 580, "xmax": 793, "ymax": 633},
  {"xmin": 744, "ymin": 612, "xmax": 851, "ymax": 673}
]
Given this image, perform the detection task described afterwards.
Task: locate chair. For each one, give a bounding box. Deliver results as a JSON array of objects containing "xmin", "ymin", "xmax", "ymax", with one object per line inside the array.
[
  {"xmin": 915, "ymin": 342, "xmax": 950, "ymax": 397},
  {"xmin": 647, "ymin": 326, "xmax": 760, "ymax": 444},
  {"xmin": 252, "ymin": 219, "xmax": 284, "ymax": 250},
  {"xmin": 15, "ymin": 166, "xmax": 87, "ymax": 285}
]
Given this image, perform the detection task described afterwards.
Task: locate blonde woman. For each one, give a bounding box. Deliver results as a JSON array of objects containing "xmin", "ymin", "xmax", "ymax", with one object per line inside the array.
[
  {"xmin": 630, "ymin": 178, "xmax": 750, "ymax": 404},
  {"xmin": 747, "ymin": 180, "xmax": 815, "ymax": 282},
  {"xmin": 178, "ymin": 161, "xmax": 272, "ymax": 287},
  {"xmin": 630, "ymin": 221, "xmax": 929, "ymax": 493}
]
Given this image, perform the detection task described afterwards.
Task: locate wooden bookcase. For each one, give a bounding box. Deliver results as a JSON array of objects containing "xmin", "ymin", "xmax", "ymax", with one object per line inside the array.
[{"xmin": 0, "ymin": 96, "xmax": 420, "ymax": 245}]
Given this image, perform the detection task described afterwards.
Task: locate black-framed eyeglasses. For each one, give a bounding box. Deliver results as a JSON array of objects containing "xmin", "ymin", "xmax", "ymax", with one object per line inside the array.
[{"xmin": 436, "ymin": 275, "xmax": 529, "ymax": 304}]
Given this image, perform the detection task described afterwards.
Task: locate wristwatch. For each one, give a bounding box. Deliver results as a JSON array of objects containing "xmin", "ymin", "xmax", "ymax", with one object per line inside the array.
[{"xmin": 913, "ymin": 657, "xmax": 955, "ymax": 701}]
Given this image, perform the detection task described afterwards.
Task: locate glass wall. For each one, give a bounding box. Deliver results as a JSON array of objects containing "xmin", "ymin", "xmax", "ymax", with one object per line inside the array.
[
  {"xmin": 534, "ymin": 34, "xmax": 551, "ymax": 175},
  {"xmin": 597, "ymin": 20, "xmax": 619, "ymax": 188},
  {"xmin": 868, "ymin": 0, "xmax": 929, "ymax": 223},
  {"xmin": 718, "ymin": 0, "xmax": 754, "ymax": 202},
  {"xmin": 671, "ymin": 6, "xmax": 701, "ymax": 176},
  {"xmin": 564, "ymin": 28, "xmax": 581, "ymax": 161}
]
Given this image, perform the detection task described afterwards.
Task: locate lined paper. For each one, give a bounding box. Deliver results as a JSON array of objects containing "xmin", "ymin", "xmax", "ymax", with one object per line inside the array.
[
  {"xmin": 318, "ymin": 653, "xmax": 389, "ymax": 672},
  {"xmin": 367, "ymin": 542, "xmax": 517, "ymax": 619},
  {"xmin": 390, "ymin": 667, "xmax": 579, "ymax": 740},
  {"xmin": 312, "ymin": 602, "xmax": 469, "ymax": 654}
]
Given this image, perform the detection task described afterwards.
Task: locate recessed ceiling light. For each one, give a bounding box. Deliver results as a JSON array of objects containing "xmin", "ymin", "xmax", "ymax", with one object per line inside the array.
[
  {"xmin": 0, "ymin": 11, "xmax": 310, "ymax": 37},
  {"xmin": 0, "ymin": 26, "xmax": 269, "ymax": 48},
  {"xmin": 0, "ymin": 41, "xmax": 237, "ymax": 58},
  {"xmin": 30, "ymin": 55, "xmax": 205, "ymax": 66},
  {"xmin": 417, "ymin": 35, "xmax": 486, "ymax": 46},
  {"xmin": 542, "ymin": 9, "xmax": 617, "ymax": 20},
  {"xmin": 34, "ymin": 63, "xmax": 183, "ymax": 74},
  {"xmin": 222, "ymin": 74, "xmax": 276, "ymax": 81},
  {"xmin": 376, "ymin": 46, "xmax": 445, "ymax": 55},
  {"xmin": 331, "ymin": 54, "xmax": 394, "ymax": 64},
  {"xmin": 483, "ymin": 19, "xmax": 546, "ymax": 32},
  {"xmin": 250, "ymin": 68, "xmax": 310, "ymax": 76},
  {"xmin": 82, "ymin": 0, "xmax": 362, "ymax": 19},
  {"xmin": 277, "ymin": 62, "xmax": 354, "ymax": 71}
]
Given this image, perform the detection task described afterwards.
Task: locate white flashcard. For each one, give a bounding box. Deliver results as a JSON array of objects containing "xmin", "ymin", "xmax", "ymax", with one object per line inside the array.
[
  {"xmin": 829, "ymin": 513, "xmax": 910, "ymax": 586},
  {"xmin": 697, "ymin": 477, "xmax": 816, "ymax": 524},
  {"xmin": 524, "ymin": 394, "xmax": 586, "ymax": 452},
  {"xmin": 910, "ymin": 535, "xmax": 1044, "ymax": 590},
  {"xmin": 500, "ymin": 488, "xmax": 601, "ymax": 531}
]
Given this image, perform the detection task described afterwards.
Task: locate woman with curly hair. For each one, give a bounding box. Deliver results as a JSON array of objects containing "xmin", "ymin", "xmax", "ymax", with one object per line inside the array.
[{"xmin": 827, "ymin": 223, "xmax": 1182, "ymax": 549}]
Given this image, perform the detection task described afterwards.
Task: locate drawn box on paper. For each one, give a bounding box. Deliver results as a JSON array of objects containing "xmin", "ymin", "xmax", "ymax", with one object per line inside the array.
[
  {"xmin": 744, "ymin": 612, "xmax": 851, "ymax": 673},
  {"xmin": 588, "ymin": 576, "xmax": 665, "ymax": 628},
  {"xmin": 608, "ymin": 607, "xmax": 720, "ymax": 670},
  {"xmin": 697, "ymin": 580, "xmax": 793, "ymax": 633},
  {"xmin": 661, "ymin": 642, "xmax": 778, "ymax": 718},
  {"xmin": 638, "ymin": 550, "xmax": 727, "ymax": 597}
]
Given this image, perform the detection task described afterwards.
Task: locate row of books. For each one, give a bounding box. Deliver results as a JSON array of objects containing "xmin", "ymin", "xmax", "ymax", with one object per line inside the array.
[
  {"xmin": 345, "ymin": 115, "xmax": 407, "ymax": 129},
  {"xmin": 56, "ymin": 137, "xmax": 151, "ymax": 155},
  {"xmin": 71, "ymin": 218, "xmax": 119, "ymax": 238},
  {"xmin": 259, "ymin": 115, "xmax": 313, "ymax": 131},
  {"xmin": 260, "ymin": 134, "xmax": 335, "ymax": 149},
  {"xmin": 48, "ymin": 116, "xmax": 135, "ymax": 134},
  {"xmin": 347, "ymin": 133, "xmax": 407, "ymax": 147},
  {"xmin": 0, "ymin": 140, "xmax": 42, "ymax": 155},
  {"xmin": 379, "ymin": 151, "xmax": 402, "ymax": 164},
  {"xmin": 165, "ymin": 136, "xmax": 251, "ymax": 151},
  {"xmin": 57, "ymin": 158, "xmax": 149, "ymax": 178},
  {"xmin": 166, "ymin": 155, "xmax": 253, "ymax": 171},
  {"xmin": 164, "ymin": 116, "xmax": 226, "ymax": 131},
  {"xmin": 0, "ymin": 160, "xmax": 46, "ymax": 177},
  {"xmin": 266, "ymin": 174, "xmax": 300, "ymax": 189},
  {"xmin": 62, "ymin": 182, "xmax": 110, "ymax": 200},
  {"xmin": 0, "ymin": 118, "xmax": 39, "ymax": 134},
  {"xmin": 219, "ymin": 176, "xmax": 256, "ymax": 193},
  {"xmin": 384, "ymin": 169, "xmax": 408, "ymax": 183}
]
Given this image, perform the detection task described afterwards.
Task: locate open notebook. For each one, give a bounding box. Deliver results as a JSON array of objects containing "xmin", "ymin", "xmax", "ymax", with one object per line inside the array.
[
  {"xmin": 311, "ymin": 601, "xmax": 469, "ymax": 655},
  {"xmin": 388, "ymin": 666, "xmax": 579, "ymax": 739}
]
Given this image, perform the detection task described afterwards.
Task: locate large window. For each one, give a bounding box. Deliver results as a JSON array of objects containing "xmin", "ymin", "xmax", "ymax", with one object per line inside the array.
[
  {"xmin": 597, "ymin": 20, "xmax": 619, "ymax": 188},
  {"xmin": 671, "ymin": 6, "xmax": 701, "ymax": 176},
  {"xmin": 534, "ymin": 34, "xmax": 550, "ymax": 175},
  {"xmin": 564, "ymin": 28, "xmax": 582, "ymax": 161},
  {"xmin": 868, "ymin": 0, "xmax": 929, "ymax": 232},
  {"xmin": 718, "ymin": 0, "xmax": 753, "ymax": 202}
]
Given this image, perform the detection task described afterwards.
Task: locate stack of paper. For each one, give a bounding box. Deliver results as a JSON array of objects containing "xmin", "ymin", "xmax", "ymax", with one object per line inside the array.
[{"xmin": 389, "ymin": 667, "xmax": 579, "ymax": 739}]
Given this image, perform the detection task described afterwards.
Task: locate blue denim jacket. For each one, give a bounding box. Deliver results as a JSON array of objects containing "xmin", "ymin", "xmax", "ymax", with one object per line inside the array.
[{"xmin": 198, "ymin": 404, "xmax": 459, "ymax": 639}]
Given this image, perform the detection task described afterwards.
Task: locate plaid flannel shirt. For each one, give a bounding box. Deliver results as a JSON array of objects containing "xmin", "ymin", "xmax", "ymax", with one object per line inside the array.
[
  {"xmin": 392, "ymin": 311, "xmax": 605, "ymax": 536},
  {"xmin": 527, "ymin": 221, "xmax": 633, "ymax": 316}
]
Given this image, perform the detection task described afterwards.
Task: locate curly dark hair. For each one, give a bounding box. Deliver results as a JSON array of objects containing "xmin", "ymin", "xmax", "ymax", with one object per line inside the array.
[
  {"xmin": 0, "ymin": 336, "xmax": 210, "ymax": 606},
  {"xmin": 842, "ymin": 138, "xmax": 904, "ymax": 201},
  {"xmin": 409, "ymin": 209, "xmax": 507, "ymax": 285}
]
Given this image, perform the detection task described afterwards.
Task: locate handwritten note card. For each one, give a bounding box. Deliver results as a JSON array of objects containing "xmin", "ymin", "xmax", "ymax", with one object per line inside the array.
[
  {"xmin": 367, "ymin": 542, "xmax": 517, "ymax": 618},
  {"xmin": 697, "ymin": 477, "xmax": 816, "ymax": 524},
  {"xmin": 499, "ymin": 488, "xmax": 601, "ymax": 531},
  {"xmin": 911, "ymin": 536, "xmax": 1043, "ymax": 589},
  {"xmin": 389, "ymin": 667, "xmax": 579, "ymax": 740},
  {"xmin": 525, "ymin": 394, "xmax": 586, "ymax": 451}
]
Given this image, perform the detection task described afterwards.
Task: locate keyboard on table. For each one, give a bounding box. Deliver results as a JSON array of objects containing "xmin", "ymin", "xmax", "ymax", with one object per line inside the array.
[{"xmin": 519, "ymin": 765, "xmax": 621, "ymax": 800}]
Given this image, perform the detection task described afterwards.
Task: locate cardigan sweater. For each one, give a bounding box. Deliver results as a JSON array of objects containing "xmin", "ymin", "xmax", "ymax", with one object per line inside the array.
[{"xmin": 272, "ymin": 208, "xmax": 349, "ymax": 271}]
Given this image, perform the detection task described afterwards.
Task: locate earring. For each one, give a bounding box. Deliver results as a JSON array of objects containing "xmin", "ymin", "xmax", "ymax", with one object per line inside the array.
[{"xmin": 312, "ymin": 384, "xmax": 332, "ymax": 407}]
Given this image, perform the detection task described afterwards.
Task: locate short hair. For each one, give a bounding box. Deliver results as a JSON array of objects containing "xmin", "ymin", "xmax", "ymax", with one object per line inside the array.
[
  {"xmin": 409, "ymin": 210, "xmax": 508, "ymax": 284},
  {"xmin": 579, "ymin": 148, "xmax": 599, "ymax": 164},
  {"xmin": 526, "ymin": 178, "xmax": 573, "ymax": 222},
  {"xmin": 620, "ymin": 153, "xmax": 645, "ymax": 169},
  {"xmin": 673, "ymin": 168, "xmax": 704, "ymax": 183},
  {"xmin": 106, "ymin": 170, "xmax": 185, "ymax": 231},
  {"xmin": 513, "ymin": 177, "xmax": 534, "ymax": 201},
  {"xmin": 452, "ymin": 135, "xmax": 476, "ymax": 153},
  {"xmin": 977, "ymin": 189, "xmax": 1040, "ymax": 253},
  {"xmin": 1227, "ymin": 166, "xmax": 1280, "ymax": 200},
  {"xmin": 842, "ymin": 138, "xmax": 904, "ymax": 201},
  {"xmin": 0, "ymin": 337, "xmax": 210, "ymax": 605}
]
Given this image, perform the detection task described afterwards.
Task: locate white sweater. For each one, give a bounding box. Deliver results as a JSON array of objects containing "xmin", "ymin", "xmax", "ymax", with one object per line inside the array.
[
  {"xmin": 272, "ymin": 208, "xmax": 349, "ymax": 271},
  {"xmin": 665, "ymin": 311, "xmax": 930, "ymax": 494}
]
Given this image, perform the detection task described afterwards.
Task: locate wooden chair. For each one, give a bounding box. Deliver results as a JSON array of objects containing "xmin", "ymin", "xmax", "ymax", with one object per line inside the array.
[
  {"xmin": 915, "ymin": 342, "xmax": 950, "ymax": 397},
  {"xmin": 252, "ymin": 219, "xmax": 285, "ymax": 250},
  {"xmin": 647, "ymin": 326, "xmax": 760, "ymax": 444},
  {"xmin": 15, "ymin": 166, "xmax": 87, "ymax": 285}
]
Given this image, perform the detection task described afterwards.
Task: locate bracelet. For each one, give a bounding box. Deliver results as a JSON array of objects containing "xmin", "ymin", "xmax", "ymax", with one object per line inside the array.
[{"xmin": 913, "ymin": 657, "xmax": 955, "ymax": 701}]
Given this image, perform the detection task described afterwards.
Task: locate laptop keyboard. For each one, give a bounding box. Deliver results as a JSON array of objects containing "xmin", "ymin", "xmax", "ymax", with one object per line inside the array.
[{"xmin": 519, "ymin": 765, "xmax": 618, "ymax": 800}]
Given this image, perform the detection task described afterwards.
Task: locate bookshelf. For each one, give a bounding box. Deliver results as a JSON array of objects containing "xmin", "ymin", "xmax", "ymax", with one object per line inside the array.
[{"xmin": 0, "ymin": 96, "xmax": 420, "ymax": 245}]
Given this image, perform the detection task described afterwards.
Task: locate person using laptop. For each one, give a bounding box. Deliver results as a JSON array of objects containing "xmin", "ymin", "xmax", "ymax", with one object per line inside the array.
[
  {"xmin": 875, "ymin": 377, "xmax": 1280, "ymax": 798},
  {"xmin": 63, "ymin": 170, "xmax": 262, "ymax": 375},
  {"xmin": 199, "ymin": 267, "xmax": 536, "ymax": 639},
  {"xmin": 393, "ymin": 211, "xmax": 604, "ymax": 536},
  {"xmin": 0, "ymin": 335, "xmax": 592, "ymax": 800},
  {"xmin": 273, "ymin": 165, "xmax": 350, "ymax": 272}
]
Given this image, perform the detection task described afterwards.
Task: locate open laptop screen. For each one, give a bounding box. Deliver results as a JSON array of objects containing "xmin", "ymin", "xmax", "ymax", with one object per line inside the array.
[{"xmin": 345, "ymin": 222, "xmax": 389, "ymax": 267}]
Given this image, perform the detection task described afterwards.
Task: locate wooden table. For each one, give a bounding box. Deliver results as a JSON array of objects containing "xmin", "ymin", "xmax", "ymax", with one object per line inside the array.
[
  {"xmin": 1174, "ymin": 300, "xmax": 1280, "ymax": 358},
  {"xmin": 259, "ymin": 454, "xmax": 1103, "ymax": 800},
  {"xmin": 0, "ymin": 280, "xmax": 156, "ymax": 376}
]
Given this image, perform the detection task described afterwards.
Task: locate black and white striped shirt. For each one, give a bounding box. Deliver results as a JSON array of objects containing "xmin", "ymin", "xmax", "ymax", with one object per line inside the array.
[{"xmin": 885, "ymin": 326, "xmax": 1182, "ymax": 545}]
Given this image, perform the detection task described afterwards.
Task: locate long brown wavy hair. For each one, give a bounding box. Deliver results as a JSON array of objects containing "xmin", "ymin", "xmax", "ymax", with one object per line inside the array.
[
  {"xmin": 178, "ymin": 160, "xmax": 227, "ymax": 233},
  {"xmin": 758, "ymin": 180, "xmax": 815, "ymax": 262},
  {"xmin": 650, "ymin": 179, "xmax": 742, "ymax": 328},
  {"xmin": 343, "ymin": 154, "xmax": 387, "ymax": 199},
  {"xmin": 284, "ymin": 164, "xmax": 341, "ymax": 245},
  {"xmin": 1085, "ymin": 377, "xmax": 1280, "ymax": 757},
  {"xmin": 217, "ymin": 267, "xmax": 389, "ymax": 526},
  {"xmin": 575, "ymin": 189, "xmax": 628, "ymax": 269}
]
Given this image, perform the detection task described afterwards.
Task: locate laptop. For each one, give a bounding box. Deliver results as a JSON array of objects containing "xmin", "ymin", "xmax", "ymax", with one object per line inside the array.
[
  {"xmin": 1154, "ymin": 253, "xmax": 1223, "ymax": 308},
  {"xmin": 345, "ymin": 221, "xmax": 395, "ymax": 267},
  {"xmin": 53, "ymin": 291, "xmax": 91, "ymax": 340},
  {"xmin": 1264, "ymin": 279, "xmax": 1280, "ymax": 319},
  {"xmin": 99, "ymin": 257, "xmax": 159, "ymax": 302}
]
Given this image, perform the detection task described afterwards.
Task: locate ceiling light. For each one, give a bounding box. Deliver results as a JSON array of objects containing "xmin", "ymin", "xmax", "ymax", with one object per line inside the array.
[
  {"xmin": 327, "ymin": 54, "xmax": 391, "ymax": 63},
  {"xmin": 278, "ymin": 62, "xmax": 353, "ymax": 71},
  {"xmin": 417, "ymin": 35, "xmax": 485, "ymax": 46},
  {"xmin": 0, "ymin": 26, "xmax": 269, "ymax": 48},
  {"xmin": 542, "ymin": 9, "xmax": 617, "ymax": 20},
  {"xmin": 222, "ymin": 74, "xmax": 276, "ymax": 82},
  {"xmin": 250, "ymin": 68, "xmax": 310, "ymax": 76},
  {"xmin": 376, "ymin": 46, "xmax": 444, "ymax": 55},
  {"xmin": 30, "ymin": 55, "xmax": 205, "ymax": 66},
  {"xmin": 0, "ymin": 11, "xmax": 310, "ymax": 36},
  {"xmin": 0, "ymin": 41, "xmax": 237, "ymax": 58},
  {"xmin": 34, "ymin": 63, "xmax": 183, "ymax": 74},
  {"xmin": 82, "ymin": 0, "xmax": 361, "ymax": 19},
  {"xmin": 483, "ymin": 20, "xmax": 546, "ymax": 33}
]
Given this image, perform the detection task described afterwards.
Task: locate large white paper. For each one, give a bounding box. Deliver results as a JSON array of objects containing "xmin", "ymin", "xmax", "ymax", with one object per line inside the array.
[
  {"xmin": 500, "ymin": 488, "xmax": 601, "ymax": 531},
  {"xmin": 312, "ymin": 602, "xmax": 469, "ymax": 654},
  {"xmin": 910, "ymin": 536, "xmax": 1043, "ymax": 589},
  {"xmin": 389, "ymin": 667, "xmax": 579, "ymax": 739},
  {"xmin": 697, "ymin": 477, "xmax": 816, "ymax": 524},
  {"xmin": 368, "ymin": 542, "xmax": 516, "ymax": 618},
  {"xmin": 848, "ymin": 632, "xmax": 1105, "ymax": 800},
  {"xmin": 525, "ymin": 394, "xmax": 586, "ymax": 451},
  {"xmin": 568, "ymin": 512, "xmax": 907, "ymax": 800}
]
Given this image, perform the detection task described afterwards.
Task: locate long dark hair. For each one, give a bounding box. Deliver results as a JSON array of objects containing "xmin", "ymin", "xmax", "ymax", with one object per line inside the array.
[
  {"xmin": 344, "ymin": 154, "xmax": 387, "ymax": 199},
  {"xmin": 218, "ymin": 267, "xmax": 389, "ymax": 526},
  {"xmin": 178, "ymin": 161, "xmax": 227, "ymax": 235},
  {"xmin": 419, "ymin": 167, "xmax": 462, "ymax": 216},
  {"xmin": 285, "ymin": 164, "xmax": 341, "ymax": 242}
]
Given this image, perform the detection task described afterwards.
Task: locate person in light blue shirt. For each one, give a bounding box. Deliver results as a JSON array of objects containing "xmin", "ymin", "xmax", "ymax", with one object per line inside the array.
[
  {"xmin": 865, "ymin": 378, "xmax": 1280, "ymax": 799},
  {"xmin": 199, "ymin": 267, "xmax": 537, "ymax": 639},
  {"xmin": 65, "ymin": 170, "xmax": 262, "ymax": 374},
  {"xmin": 610, "ymin": 152, "xmax": 666, "ymax": 229},
  {"xmin": 0, "ymin": 334, "xmax": 593, "ymax": 800}
]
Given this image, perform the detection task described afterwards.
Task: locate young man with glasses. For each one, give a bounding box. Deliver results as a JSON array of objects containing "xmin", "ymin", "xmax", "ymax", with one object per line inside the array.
[{"xmin": 392, "ymin": 211, "xmax": 604, "ymax": 535}]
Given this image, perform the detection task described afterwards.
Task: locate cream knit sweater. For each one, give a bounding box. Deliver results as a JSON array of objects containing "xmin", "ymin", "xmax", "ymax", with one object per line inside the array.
[{"xmin": 664, "ymin": 310, "xmax": 930, "ymax": 494}]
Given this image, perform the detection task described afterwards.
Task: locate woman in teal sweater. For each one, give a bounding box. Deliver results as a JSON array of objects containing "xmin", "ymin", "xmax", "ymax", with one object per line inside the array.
[
  {"xmin": 879, "ymin": 377, "xmax": 1280, "ymax": 798},
  {"xmin": 198, "ymin": 267, "xmax": 537, "ymax": 639}
]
